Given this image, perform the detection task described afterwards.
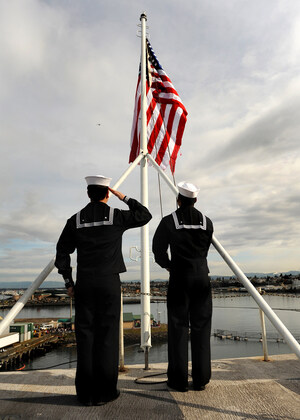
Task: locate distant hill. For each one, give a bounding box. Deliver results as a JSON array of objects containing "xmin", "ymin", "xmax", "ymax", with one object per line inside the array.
[
  {"xmin": 210, "ymin": 271, "xmax": 300, "ymax": 280},
  {"xmin": 152, "ymin": 271, "xmax": 300, "ymax": 282},
  {"xmin": 242, "ymin": 270, "xmax": 299, "ymax": 278},
  {"xmin": 152, "ymin": 272, "xmax": 300, "ymax": 281},
  {"xmin": 0, "ymin": 281, "xmax": 65, "ymax": 290},
  {"xmin": 1, "ymin": 271, "xmax": 299, "ymax": 289}
]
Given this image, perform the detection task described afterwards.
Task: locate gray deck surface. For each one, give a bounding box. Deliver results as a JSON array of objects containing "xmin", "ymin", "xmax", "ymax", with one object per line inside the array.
[{"xmin": 0, "ymin": 354, "xmax": 299, "ymax": 419}]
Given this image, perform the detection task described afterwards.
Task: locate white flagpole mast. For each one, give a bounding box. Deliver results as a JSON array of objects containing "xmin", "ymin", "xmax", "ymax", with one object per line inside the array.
[{"xmin": 139, "ymin": 12, "xmax": 151, "ymax": 368}]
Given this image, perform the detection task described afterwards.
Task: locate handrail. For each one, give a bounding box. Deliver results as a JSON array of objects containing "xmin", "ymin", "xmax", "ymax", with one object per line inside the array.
[
  {"xmin": 148, "ymin": 152, "xmax": 300, "ymax": 360},
  {"xmin": 0, "ymin": 154, "xmax": 147, "ymax": 340},
  {"xmin": 1, "ymin": 153, "xmax": 299, "ymax": 360},
  {"xmin": 212, "ymin": 236, "xmax": 300, "ymax": 359},
  {"xmin": 0, "ymin": 259, "xmax": 55, "ymax": 336}
]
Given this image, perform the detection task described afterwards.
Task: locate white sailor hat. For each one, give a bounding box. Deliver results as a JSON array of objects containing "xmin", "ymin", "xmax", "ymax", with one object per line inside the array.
[
  {"xmin": 177, "ymin": 181, "xmax": 199, "ymax": 198},
  {"xmin": 85, "ymin": 175, "xmax": 112, "ymax": 187}
]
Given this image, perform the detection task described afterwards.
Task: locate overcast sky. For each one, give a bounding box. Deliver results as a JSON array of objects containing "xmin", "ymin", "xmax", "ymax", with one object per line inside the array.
[{"xmin": 1, "ymin": 0, "xmax": 300, "ymax": 284}]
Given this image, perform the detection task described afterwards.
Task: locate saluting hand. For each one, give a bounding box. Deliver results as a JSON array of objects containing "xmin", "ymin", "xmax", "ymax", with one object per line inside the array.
[
  {"xmin": 67, "ymin": 286, "xmax": 75, "ymax": 298},
  {"xmin": 108, "ymin": 187, "xmax": 125, "ymax": 201}
]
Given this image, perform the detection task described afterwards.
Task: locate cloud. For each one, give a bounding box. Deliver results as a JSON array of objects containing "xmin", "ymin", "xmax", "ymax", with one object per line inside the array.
[
  {"xmin": 1, "ymin": 0, "xmax": 300, "ymax": 283},
  {"xmin": 0, "ymin": 192, "xmax": 64, "ymax": 243},
  {"xmin": 204, "ymin": 94, "xmax": 300, "ymax": 168}
]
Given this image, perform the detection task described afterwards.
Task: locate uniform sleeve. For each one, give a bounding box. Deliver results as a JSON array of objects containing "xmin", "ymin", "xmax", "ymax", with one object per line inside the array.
[
  {"xmin": 152, "ymin": 218, "xmax": 171, "ymax": 270},
  {"xmin": 117, "ymin": 197, "xmax": 152, "ymax": 230},
  {"xmin": 55, "ymin": 218, "xmax": 76, "ymax": 288}
]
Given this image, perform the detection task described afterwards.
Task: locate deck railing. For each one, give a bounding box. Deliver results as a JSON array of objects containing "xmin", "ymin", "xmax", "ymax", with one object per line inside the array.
[
  {"xmin": 0, "ymin": 252, "xmax": 299, "ymax": 360},
  {"xmin": 1, "ymin": 153, "xmax": 300, "ymax": 360},
  {"xmin": 0, "ymin": 259, "xmax": 55, "ymax": 336}
]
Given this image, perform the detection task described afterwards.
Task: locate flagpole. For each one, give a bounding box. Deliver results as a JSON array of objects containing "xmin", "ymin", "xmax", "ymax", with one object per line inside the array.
[{"xmin": 139, "ymin": 12, "xmax": 151, "ymax": 368}]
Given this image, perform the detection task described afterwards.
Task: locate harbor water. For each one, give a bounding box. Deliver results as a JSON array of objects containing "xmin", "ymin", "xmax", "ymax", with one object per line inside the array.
[{"xmin": 1, "ymin": 294, "xmax": 299, "ymax": 369}]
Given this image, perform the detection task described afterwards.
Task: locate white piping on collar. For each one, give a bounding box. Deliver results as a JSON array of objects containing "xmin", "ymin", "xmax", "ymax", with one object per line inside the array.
[
  {"xmin": 172, "ymin": 211, "xmax": 207, "ymax": 230},
  {"xmin": 76, "ymin": 207, "xmax": 114, "ymax": 229}
]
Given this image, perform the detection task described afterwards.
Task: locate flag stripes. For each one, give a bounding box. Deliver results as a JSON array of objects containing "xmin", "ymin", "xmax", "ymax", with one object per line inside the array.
[{"xmin": 129, "ymin": 39, "xmax": 187, "ymax": 173}]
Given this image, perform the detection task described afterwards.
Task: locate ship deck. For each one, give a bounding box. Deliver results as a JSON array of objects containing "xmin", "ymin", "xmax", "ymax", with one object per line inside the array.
[{"xmin": 0, "ymin": 353, "xmax": 299, "ymax": 419}]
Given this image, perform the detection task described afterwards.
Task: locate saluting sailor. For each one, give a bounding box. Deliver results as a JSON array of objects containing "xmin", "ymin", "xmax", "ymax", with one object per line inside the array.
[
  {"xmin": 55, "ymin": 175, "xmax": 152, "ymax": 406},
  {"xmin": 152, "ymin": 181, "xmax": 213, "ymax": 392}
]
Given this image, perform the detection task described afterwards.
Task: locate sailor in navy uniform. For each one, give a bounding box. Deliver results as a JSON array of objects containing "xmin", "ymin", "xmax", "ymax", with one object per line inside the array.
[
  {"xmin": 152, "ymin": 182, "xmax": 213, "ymax": 392},
  {"xmin": 55, "ymin": 175, "xmax": 152, "ymax": 405}
]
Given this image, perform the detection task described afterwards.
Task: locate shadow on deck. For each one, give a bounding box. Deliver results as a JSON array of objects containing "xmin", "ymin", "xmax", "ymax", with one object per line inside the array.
[{"xmin": 0, "ymin": 354, "xmax": 299, "ymax": 419}]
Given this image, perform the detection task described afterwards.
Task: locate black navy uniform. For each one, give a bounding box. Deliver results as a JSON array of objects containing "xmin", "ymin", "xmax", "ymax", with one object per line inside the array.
[
  {"xmin": 152, "ymin": 205, "xmax": 213, "ymax": 390},
  {"xmin": 55, "ymin": 196, "xmax": 152, "ymax": 403}
]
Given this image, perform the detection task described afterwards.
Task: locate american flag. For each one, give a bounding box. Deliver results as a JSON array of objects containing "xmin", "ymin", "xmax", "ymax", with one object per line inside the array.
[{"xmin": 129, "ymin": 39, "xmax": 188, "ymax": 174}]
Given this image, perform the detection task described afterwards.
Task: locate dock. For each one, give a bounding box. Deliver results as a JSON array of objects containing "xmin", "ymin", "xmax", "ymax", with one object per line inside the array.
[
  {"xmin": 0, "ymin": 353, "xmax": 299, "ymax": 419},
  {"xmin": 0, "ymin": 334, "xmax": 60, "ymax": 370}
]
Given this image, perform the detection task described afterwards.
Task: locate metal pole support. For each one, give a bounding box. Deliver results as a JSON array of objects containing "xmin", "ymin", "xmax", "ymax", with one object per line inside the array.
[
  {"xmin": 119, "ymin": 290, "xmax": 125, "ymax": 372},
  {"xmin": 259, "ymin": 308, "xmax": 269, "ymax": 361},
  {"xmin": 148, "ymin": 156, "xmax": 300, "ymax": 359},
  {"xmin": 144, "ymin": 347, "xmax": 150, "ymax": 370},
  {"xmin": 0, "ymin": 259, "xmax": 55, "ymax": 336},
  {"xmin": 257, "ymin": 287, "xmax": 269, "ymax": 361}
]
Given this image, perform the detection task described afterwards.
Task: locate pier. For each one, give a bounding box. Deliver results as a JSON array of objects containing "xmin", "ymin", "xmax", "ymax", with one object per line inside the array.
[
  {"xmin": 0, "ymin": 353, "xmax": 299, "ymax": 419},
  {"xmin": 0, "ymin": 334, "xmax": 60, "ymax": 371},
  {"xmin": 214, "ymin": 328, "xmax": 300, "ymax": 343}
]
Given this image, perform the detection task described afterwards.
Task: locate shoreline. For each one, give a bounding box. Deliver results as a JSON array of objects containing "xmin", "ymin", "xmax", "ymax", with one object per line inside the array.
[
  {"xmin": 8, "ymin": 324, "xmax": 169, "ymax": 347},
  {"xmin": 1, "ymin": 291, "xmax": 299, "ymax": 309}
]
